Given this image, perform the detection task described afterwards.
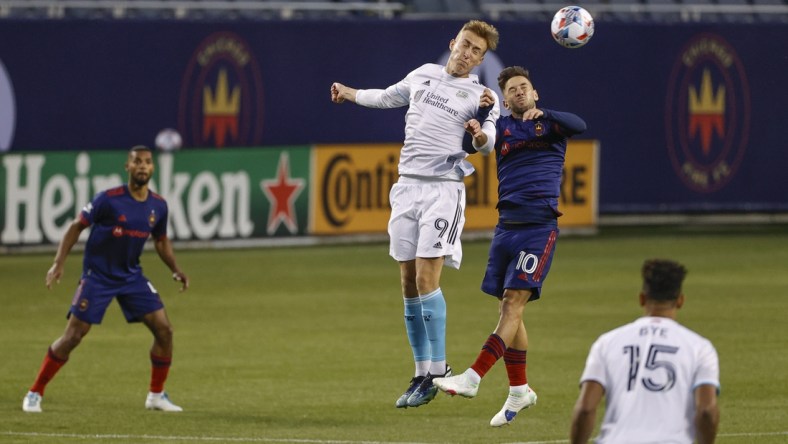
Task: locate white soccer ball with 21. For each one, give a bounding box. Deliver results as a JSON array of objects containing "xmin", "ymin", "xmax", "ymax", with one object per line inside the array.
[{"xmin": 551, "ymin": 6, "xmax": 595, "ymax": 49}]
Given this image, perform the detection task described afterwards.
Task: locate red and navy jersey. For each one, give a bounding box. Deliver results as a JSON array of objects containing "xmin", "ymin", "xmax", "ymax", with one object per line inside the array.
[
  {"xmin": 78, "ymin": 185, "xmax": 168, "ymax": 283},
  {"xmin": 494, "ymin": 108, "xmax": 586, "ymax": 224}
]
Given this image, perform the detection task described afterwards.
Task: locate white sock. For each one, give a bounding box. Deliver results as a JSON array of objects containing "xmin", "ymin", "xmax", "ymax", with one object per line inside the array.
[{"xmin": 465, "ymin": 368, "xmax": 482, "ymax": 385}]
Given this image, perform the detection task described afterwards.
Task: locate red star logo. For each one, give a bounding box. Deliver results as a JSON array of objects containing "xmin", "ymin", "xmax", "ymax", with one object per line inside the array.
[{"xmin": 261, "ymin": 153, "xmax": 305, "ymax": 234}]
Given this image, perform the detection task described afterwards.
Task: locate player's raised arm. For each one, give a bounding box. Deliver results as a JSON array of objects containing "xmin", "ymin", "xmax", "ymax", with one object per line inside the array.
[{"xmin": 46, "ymin": 219, "xmax": 87, "ymax": 290}]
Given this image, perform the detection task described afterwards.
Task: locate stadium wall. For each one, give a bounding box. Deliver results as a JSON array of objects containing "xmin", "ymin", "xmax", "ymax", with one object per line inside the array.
[
  {"xmin": 0, "ymin": 142, "xmax": 598, "ymax": 249},
  {"xmin": 0, "ymin": 20, "xmax": 785, "ymax": 220}
]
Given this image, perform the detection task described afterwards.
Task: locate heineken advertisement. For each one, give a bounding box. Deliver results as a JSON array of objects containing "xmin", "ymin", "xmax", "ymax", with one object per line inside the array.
[
  {"xmin": 1, "ymin": 143, "xmax": 597, "ymax": 248},
  {"xmin": 1, "ymin": 148, "xmax": 310, "ymax": 246}
]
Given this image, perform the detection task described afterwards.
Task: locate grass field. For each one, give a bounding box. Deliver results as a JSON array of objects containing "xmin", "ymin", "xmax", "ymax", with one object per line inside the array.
[{"xmin": 1, "ymin": 225, "xmax": 787, "ymax": 444}]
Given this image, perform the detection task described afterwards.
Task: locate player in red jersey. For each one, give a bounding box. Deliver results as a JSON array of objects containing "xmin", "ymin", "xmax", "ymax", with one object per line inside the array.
[
  {"xmin": 22, "ymin": 146, "xmax": 189, "ymax": 413},
  {"xmin": 435, "ymin": 66, "xmax": 587, "ymax": 426}
]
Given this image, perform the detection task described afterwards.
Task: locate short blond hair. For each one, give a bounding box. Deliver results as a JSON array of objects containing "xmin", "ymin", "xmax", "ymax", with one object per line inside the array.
[{"xmin": 460, "ymin": 20, "xmax": 500, "ymax": 52}]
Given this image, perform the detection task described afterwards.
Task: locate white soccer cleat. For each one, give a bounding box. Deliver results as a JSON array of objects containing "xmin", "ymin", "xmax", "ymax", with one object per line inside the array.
[
  {"xmin": 490, "ymin": 384, "xmax": 538, "ymax": 427},
  {"xmin": 23, "ymin": 391, "xmax": 43, "ymax": 413},
  {"xmin": 433, "ymin": 370, "xmax": 479, "ymax": 398},
  {"xmin": 145, "ymin": 392, "xmax": 183, "ymax": 412}
]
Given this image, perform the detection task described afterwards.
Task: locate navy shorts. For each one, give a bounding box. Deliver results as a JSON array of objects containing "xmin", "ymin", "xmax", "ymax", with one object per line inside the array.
[
  {"xmin": 481, "ymin": 223, "xmax": 559, "ymax": 300},
  {"xmin": 69, "ymin": 276, "xmax": 164, "ymax": 324}
]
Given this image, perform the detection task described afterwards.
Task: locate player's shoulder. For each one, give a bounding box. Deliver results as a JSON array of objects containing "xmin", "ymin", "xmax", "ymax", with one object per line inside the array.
[
  {"xmin": 105, "ymin": 185, "xmax": 126, "ymax": 198},
  {"xmin": 419, "ymin": 63, "xmax": 443, "ymax": 72},
  {"xmin": 149, "ymin": 190, "xmax": 166, "ymax": 202},
  {"xmin": 409, "ymin": 63, "xmax": 442, "ymax": 78}
]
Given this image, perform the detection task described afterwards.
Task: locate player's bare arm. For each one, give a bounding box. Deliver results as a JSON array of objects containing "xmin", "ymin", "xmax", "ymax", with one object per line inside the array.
[
  {"xmin": 694, "ymin": 384, "xmax": 720, "ymax": 444},
  {"xmin": 570, "ymin": 381, "xmax": 604, "ymax": 443},
  {"xmin": 154, "ymin": 236, "xmax": 189, "ymax": 292},
  {"xmin": 464, "ymin": 119, "xmax": 488, "ymax": 147},
  {"xmin": 46, "ymin": 219, "xmax": 87, "ymax": 289},
  {"xmin": 330, "ymin": 82, "xmax": 358, "ymax": 104}
]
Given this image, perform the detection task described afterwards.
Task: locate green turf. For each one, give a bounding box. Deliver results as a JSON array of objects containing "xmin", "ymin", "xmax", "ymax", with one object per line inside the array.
[{"xmin": 1, "ymin": 225, "xmax": 787, "ymax": 443}]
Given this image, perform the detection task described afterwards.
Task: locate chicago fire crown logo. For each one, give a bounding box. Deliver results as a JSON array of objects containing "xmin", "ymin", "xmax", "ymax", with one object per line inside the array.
[
  {"xmin": 179, "ymin": 32, "xmax": 264, "ymax": 148},
  {"xmin": 665, "ymin": 33, "xmax": 750, "ymax": 193}
]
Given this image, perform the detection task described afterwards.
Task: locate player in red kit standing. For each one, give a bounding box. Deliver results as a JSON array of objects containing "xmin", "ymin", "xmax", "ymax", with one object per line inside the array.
[{"xmin": 22, "ymin": 145, "xmax": 189, "ymax": 413}]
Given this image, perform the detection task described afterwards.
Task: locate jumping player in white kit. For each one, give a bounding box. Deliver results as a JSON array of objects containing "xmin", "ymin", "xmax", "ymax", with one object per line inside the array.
[{"xmin": 330, "ymin": 20, "xmax": 500, "ymax": 408}]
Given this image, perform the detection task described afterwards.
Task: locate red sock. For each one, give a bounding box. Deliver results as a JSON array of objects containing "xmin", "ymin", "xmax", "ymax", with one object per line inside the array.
[
  {"xmin": 149, "ymin": 353, "xmax": 172, "ymax": 393},
  {"xmin": 470, "ymin": 334, "xmax": 506, "ymax": 378},
  {"xmin": 504, "ymin": 348, "xmax": 528, "ymax": 386},
  {"xmin": 30, "ymin": 348, "xmax": 68, "ymax": 396}
]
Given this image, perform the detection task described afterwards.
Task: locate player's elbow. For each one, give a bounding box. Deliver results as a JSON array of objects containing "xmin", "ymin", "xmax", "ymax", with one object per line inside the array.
[
  {"xmin": 695, "ymin": 404, "xmax": 720, "ymax": 429},
  {"xmin": 474, "ymin": 143, "xmax": 493, "ymax": 155},
  {"xmin": 694, "ymin": 406, "xmax": 719, "ymax": 444}
]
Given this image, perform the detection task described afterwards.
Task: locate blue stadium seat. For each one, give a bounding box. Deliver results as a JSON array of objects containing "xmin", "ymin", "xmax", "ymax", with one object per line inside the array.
[
  {"xmin": 716, "ymin": 0, "xmax": 755, "ymax": 23},
  {"xmin": 410, "ymin": 0, "xmax": 446, "ymax": 13},
  {"xmin": 752, "ymin": 0, "xmax": 788, "ymax": 23},
  {"xmin": 508, "ymin": 0, "xmax": 552, "ymax": 22},
  {"xmin": 608, "ymin": 0, "xmax": 649, "ymax": 22},
  {"xmin": 644, "ymin": 0, "xmax": 683, "ymax": 22}
]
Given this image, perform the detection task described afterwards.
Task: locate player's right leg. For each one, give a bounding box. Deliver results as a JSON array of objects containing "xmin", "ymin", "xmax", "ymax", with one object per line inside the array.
[
  {"xmin": 395, "ymin": 261, "xmax": 432, "ymax": 408},
  {"xmin": 24, "ymin": 313, "xmax": 92, "ymax": 412},
  {"xmin": 389, "ymin": 185, "xmax": 434, "ymax": 408}
]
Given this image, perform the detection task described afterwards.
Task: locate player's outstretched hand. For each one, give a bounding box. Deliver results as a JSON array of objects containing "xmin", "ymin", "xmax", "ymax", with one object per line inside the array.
[
  {"xmin": 45, "ymin": 264, "xmax": 63, "ymax": 290},
  {"xmin": 522, "ymin": 108, "xmax": 544, "ymax": 121},
  {"xmin": 330, "ymin": 83, "xmax": 346, "ymax": 104},
  {"xmin": 479, "ymin": 88, "xmax": 496, "ymax": 108},
  {"xmin": 172, "ymin": 271, "xmax": 189, "ymax": 292},
  {"xmin": 464, "ymin": 119, "xmax": 482, "ymax": 138}
]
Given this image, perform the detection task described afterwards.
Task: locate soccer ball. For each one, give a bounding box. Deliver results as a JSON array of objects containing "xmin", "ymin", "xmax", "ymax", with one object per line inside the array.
[
  {"xmin": 551, "ymin": 6, "xmax": 595, "ymax": 49},
  {"xmin": 155, "ymin": 128, "xmax": 182, "ymax": 152}
]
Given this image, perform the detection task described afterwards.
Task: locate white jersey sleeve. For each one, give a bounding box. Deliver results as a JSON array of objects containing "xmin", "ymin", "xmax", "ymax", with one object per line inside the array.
[
  {"xmin": 579, "ymin": 317, "xmax": 720, "ymax": 444},
  {"xmin": 356, "ymin": 63, "xmax": 500, "ymax": 180},
  {"xmin": 355, "ymin": 72, "xmax": 411, "ymax": 109}
]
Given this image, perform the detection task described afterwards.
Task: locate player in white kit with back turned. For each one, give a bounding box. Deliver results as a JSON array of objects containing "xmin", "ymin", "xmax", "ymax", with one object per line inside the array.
[{"xmin": 570, "ymin": 259, "xmax": 720, "ymax": 443}]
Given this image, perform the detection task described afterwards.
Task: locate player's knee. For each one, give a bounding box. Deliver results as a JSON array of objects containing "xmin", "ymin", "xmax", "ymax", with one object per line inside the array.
[
  {"xmin": 156, "ymin": 324, "xmax": 174, "ymax": 342},
  {"xmin": 61, "ymin": 329, "xmax": 88, "ymax": 350},
  {"xmin": 501, "ymin": 291, "xmax": 528, "ymax": 314}
]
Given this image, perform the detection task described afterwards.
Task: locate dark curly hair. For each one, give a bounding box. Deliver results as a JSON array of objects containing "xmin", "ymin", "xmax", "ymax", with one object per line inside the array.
[
  {"xmin": 641, "ymin": 259, "xmax": 688, "ymax": 301},
  {"xmin": 497, "ymin": 66, "xmax": 532, "ymax": 92}
]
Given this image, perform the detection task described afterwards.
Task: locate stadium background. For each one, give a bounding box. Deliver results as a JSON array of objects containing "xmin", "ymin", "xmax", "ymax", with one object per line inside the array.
[
  {"xmin": 0, "ymin": 2, "xmax": 787, "ymax": 443},
  {"xmin": 1, "ymin": 0, "xmax": 787, "ymax": 249}
]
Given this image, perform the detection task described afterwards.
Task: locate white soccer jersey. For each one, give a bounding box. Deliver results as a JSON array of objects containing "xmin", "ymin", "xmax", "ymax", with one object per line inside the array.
[
  {"xmin": 580, "ymin": 316, "xmax": 720, "ymax": 444},
  {"xmin": 355, "ymin": 63, "xmax": 499, "ymax": 180}
]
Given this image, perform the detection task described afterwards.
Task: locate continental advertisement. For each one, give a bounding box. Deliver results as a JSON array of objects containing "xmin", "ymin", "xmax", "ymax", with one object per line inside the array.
[
  {"xmin": 1, "ymin": 148, "xmax": 310, "ymax": 247},
  {"xmin": 311, "ymin": 141, "xmax": 598, "ymax": 235},
  {"xmin": 1, "ymin": 143, "xmax": 596, "ymax": 249}
]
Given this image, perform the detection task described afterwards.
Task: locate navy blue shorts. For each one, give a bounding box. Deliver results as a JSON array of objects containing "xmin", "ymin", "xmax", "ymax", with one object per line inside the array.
[
  {"xmin": 69, "ymin": 276, "xmax": 164, "ymax": 324},
  {"xmin": 481, "ymin": 223, "xmax": 559, "ymax": 300}
]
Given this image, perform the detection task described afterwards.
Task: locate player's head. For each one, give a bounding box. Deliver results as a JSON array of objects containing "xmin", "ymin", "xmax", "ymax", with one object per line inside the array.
[
  {"xmin": 126, "ymin": 145, "xmax": 154, "ymax": 187},
  {"xmin": 641, "ymin": 259, "xmax": 688, "ymax": 302},
  {"xmin": 446, "ymin": 20, "xmax": 499, "ymax": 78},
  {"xmin": 498, "ymin": 66, "xmax": 539, "ymax": 115}
]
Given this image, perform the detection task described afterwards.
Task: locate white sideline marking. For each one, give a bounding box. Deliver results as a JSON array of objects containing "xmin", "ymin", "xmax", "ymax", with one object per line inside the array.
[
  {"xmin": 2, "ymin": 433, "xmax": 424, "ymax": 444},
  {"xmin": 3, "ymin": 431, "xmax": 787, "ymax": 443},
  {"xmin": 500, "ymin": 431, "xmax": 788, "ymax": 444}
]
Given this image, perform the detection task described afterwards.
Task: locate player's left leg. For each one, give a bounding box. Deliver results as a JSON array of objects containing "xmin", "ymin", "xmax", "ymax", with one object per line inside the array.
[
  {"xmin": 432, "ymin": 289, "xmax": 530, "ymax": 400},
  {"xmin": 141, "ymin": 308, "xmax": 182, "ymax": 412},
  {"xmin": 490, "ymin": 313, "xmax": 537, "ymax": 427},
  {"xmin": 119, "ymin": 279, "xmax": 182, "ymax": 412}
]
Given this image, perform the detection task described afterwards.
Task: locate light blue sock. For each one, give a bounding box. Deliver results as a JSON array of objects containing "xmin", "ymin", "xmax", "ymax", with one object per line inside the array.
[
  {"xmin": 403, "ymin": 297, "xmax": 430, "ymax": 374},
  {"xmin": 420, "ymin": 288, "xmax": 447, "ymax": 367}
]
